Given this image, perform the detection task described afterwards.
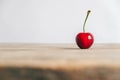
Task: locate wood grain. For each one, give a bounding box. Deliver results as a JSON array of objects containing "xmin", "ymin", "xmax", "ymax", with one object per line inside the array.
[{"xmin": 0, "ymin": 43, "xmax": 120, "ymax": 80}]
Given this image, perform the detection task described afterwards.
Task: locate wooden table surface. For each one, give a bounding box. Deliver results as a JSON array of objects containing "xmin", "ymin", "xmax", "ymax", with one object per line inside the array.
[{"xmin": 0, "ymin": 43, "xmax": 120, "ymax": 80}]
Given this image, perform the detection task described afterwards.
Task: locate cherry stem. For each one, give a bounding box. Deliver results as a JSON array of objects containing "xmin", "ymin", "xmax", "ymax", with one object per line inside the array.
[{"xmin": 83, "ymin": 10, "xmax": 91, "ymax": 32}]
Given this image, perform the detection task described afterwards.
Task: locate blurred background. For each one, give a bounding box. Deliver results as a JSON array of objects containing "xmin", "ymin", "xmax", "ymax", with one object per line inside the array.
[{"xmin": 0, "ymin": 0, "xmax": 120, "ymax": 43}]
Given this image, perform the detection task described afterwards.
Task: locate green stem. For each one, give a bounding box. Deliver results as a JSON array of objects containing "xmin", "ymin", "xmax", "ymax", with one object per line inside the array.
[{"xmin": 83, "ymin": 10, "xmax": 91, "ymax": 32}]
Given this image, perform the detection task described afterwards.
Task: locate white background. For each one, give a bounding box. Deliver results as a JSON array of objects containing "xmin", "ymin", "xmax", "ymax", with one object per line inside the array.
[{"xmin": 0, "ymin": 0, "xmax": 120, "ymax": 43}]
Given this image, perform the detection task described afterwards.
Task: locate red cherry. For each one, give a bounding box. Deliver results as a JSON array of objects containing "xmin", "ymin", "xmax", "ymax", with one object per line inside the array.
[
  {"xmin": 76, "ymin": 32, "xmax": 94, "ymax": 49},
  {"xmin": 76, "ymin": 10, "xmax": 94, "ymax": 49}
]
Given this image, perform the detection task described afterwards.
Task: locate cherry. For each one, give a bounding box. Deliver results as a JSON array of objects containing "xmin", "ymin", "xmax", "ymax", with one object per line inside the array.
[{"xmin": 76, "ymin": 10, "xmax": 94, "ymax": 49}]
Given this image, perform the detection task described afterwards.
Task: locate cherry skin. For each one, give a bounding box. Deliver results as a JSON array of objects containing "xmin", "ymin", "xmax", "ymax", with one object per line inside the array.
[{"xmin": 76, "ymin": 32, "xmax": 94, "ymax": 49}]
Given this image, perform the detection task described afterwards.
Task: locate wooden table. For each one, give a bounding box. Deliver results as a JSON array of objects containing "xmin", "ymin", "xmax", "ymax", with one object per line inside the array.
[{"xmin": 0, "ymin": 43, "xmax": 120, "ymax": 80}]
